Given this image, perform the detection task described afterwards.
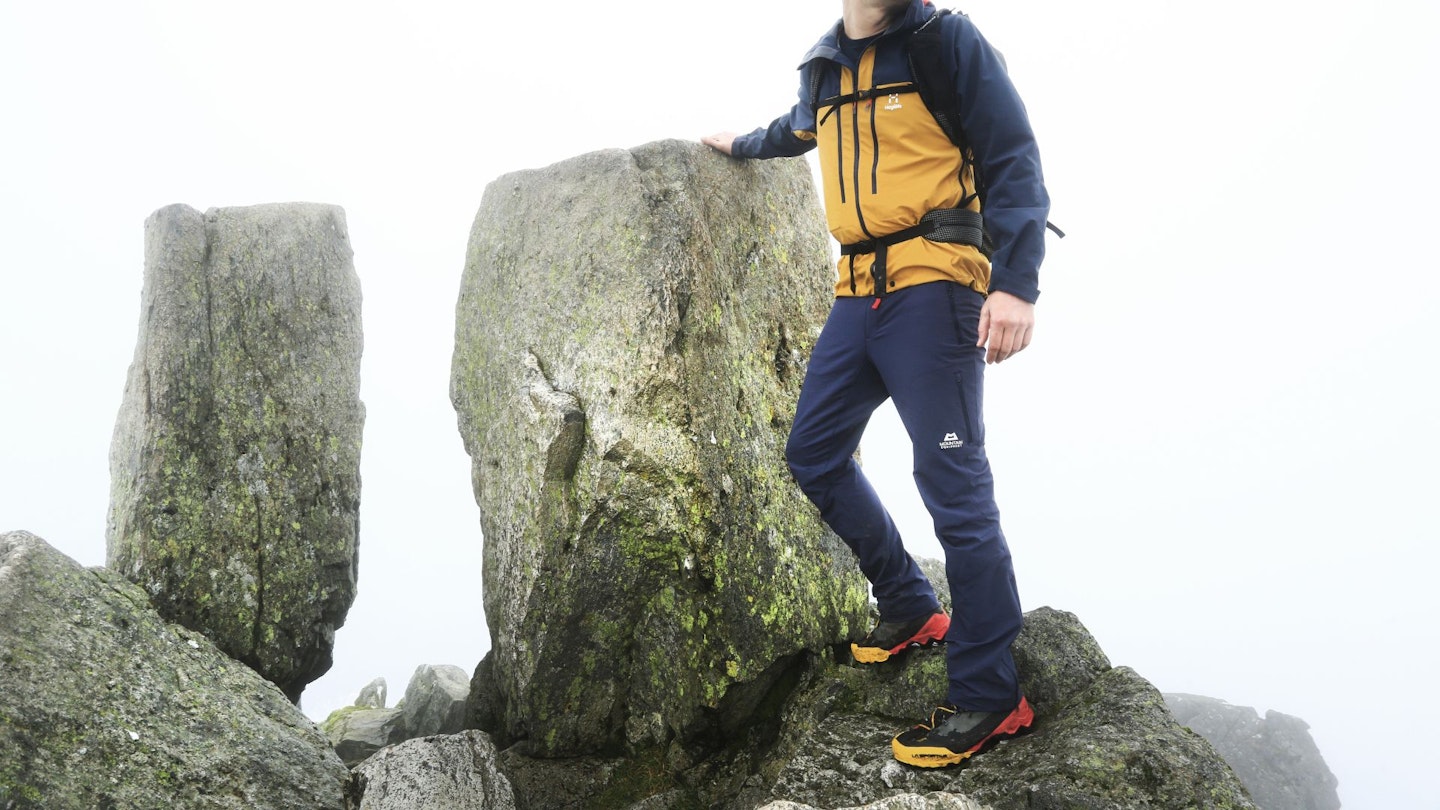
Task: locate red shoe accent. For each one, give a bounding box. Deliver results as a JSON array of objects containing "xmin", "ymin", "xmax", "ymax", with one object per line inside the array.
[
  {"xmin": 891, "ymin": 697, "xmax": 1035, "ymax": 767},
  {"xmin": 852, "ymin": 611, "xmax": 951, "ymax": 663},
  {"xmin": 964, "ymin": 696, "xmax": 1034, "ymax": 754},
  {"xmin": 888, "ymin": 611, "xmax": 950, "ymax": 655}
]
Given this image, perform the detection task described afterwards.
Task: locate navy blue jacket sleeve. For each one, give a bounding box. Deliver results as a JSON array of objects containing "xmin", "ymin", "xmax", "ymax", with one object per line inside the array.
[
  {"xmin": 732, "ymin": 116, "xmax": 816, "ymax": 159},
  {"xmin": 950, "ymin": 14, "xmax": 1050, "ymax": 303},
  {"xmin": 731, "ymin": 65, "xmax": 820, "ymax": 159}
]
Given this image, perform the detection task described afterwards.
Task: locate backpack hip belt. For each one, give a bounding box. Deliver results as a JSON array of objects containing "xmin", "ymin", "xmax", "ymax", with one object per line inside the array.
[{"xmin": 840, "ymin": 207, "xmax": 985, "ymax": 298}]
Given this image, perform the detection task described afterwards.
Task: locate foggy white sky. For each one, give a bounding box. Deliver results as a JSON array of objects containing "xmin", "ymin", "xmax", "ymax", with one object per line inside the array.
[{"xmin": 2, "ymin": 1, "xmax": 1436, "ymax": 806}]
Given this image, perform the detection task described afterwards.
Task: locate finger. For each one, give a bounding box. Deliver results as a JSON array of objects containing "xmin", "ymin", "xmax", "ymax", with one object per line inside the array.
[
  {"xmin": 992, "ymin": 321, "xmax": 1020, "ymax": 364},
  {"xmin": 996, "ymin": 321, "xmax": 1034, "ymax": 363},
  {"xmin": 996, "ymin": 330, "xmax": 1019, "ymax": 364},
  {"xmin": 986, "ymin": 324, "xmax": 1007, "ymax": 364},
  {"xmin": 976, "ymin": 305, "xmax": 991, "ymax": 349}
]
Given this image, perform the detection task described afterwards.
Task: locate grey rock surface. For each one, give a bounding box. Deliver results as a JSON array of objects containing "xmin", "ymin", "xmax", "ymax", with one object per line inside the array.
[
  {"xmin": 352, "ymin": 730, "xmax": 516, "ymax": 810},
  {"xmin": 107, "ymin": 201, "xmax": 364, "ymax": 702},
  {"xmin": 747, "ymin": 602, "xmax": 1250, "ymax": 809},
  {"xmin": 400, "ymin": 664, "xmax": 470, "ymax": 738},
  {"xmin": 358, "ymin": 677, "xmax": 389, "ymax": 709},
  {"xmin": 494, "ymin": 748, "xmax": 623, "ymax": 810},
  {"xmin": 0, "ymin": 530, "xmax": 350, "ymax": 809},
  {"xmin": 759, "ymin": 795, "xmax": 988, "ymax": 810},
  {"xmin": 322, "ymin": 705, "xmax": 408, "ymax": 768},
  {"xmin": 450, "ymin": 139, "xmax": 870, "ymax": 756},
  {"xmin": 1010, "ymin": 604, "xmax": 1112, "ymax": 718},
  {"xmin": 954, "ymin": 666, "xmax": 1255, "ymax": 810},
  {"xmin": 322, "ymin": 664, "xmax": 476, "ymax": 767},
  {"xmin": 842, "ymin": 595, "xmax": 1110, "ymax": 728},
  {"xmin": 905, "ymin": 567, "xmax": 1111, "ymax": 722},
  {"xmin": 480, "ymin": 605, "xmax": 1254, "ymax": 810},
  {"xmin": 464, "ymin": 651, "xmax": 501, "ymax": 735},
  {"xmin": 1165, "ymin": 693, "xmax": 1340, "ymax": 810}
]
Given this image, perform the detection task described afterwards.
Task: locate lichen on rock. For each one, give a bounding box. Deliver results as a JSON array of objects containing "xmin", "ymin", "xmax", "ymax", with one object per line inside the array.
[{"xmin": 450, "ymin": 139, "xmax": 871, "ymax": 757}]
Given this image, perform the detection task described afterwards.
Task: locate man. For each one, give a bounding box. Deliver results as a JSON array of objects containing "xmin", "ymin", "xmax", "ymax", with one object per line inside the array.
[{"xmin": 702, "ymin": 0, "xmax": 1052, "ymax": 768}]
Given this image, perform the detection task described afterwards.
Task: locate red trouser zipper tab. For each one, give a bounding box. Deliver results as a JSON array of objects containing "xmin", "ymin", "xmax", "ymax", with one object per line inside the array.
[{"xmin": 872, "ymin": 298, "xmax": 881, "ymax": 310}]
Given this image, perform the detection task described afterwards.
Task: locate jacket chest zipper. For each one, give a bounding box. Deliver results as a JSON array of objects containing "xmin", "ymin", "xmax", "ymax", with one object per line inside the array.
[
  {"xmin": 869, "ymin": 97, "xmax": 880, "ymax": 195},
  {"xmin": 850, "ymin": 98, "xmax": 874, "ymax": 243}
]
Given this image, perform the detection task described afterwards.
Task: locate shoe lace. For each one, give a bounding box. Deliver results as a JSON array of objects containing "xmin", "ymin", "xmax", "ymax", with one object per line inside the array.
[{"xmin": 919, "ymin": 703, "xmax": 957, "ymax": 731}]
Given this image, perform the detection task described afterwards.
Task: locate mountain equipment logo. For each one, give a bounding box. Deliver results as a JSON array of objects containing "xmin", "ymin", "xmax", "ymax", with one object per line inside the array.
[
  {"xmin": 939, "ymin": 432, "xmax": 964, "ymax": 450},
  {"xmin": 884, "ymin": 93, "xmax": 903, "ymax": 111}
]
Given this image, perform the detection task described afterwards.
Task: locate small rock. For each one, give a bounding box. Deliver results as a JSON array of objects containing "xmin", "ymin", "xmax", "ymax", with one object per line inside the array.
[{"xmin": 357, "ymin": 677, "xmax": 388, "ymax": 709}]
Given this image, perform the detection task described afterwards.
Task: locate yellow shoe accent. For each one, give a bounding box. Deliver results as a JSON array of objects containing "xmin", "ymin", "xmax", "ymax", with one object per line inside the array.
[
  {"xmin": 851, "ymin": 643, "xmax": 893, "ymax": 663},
  {"xmin": 890, "ymin": 739, "xmax": 975, "ymax": 768}
]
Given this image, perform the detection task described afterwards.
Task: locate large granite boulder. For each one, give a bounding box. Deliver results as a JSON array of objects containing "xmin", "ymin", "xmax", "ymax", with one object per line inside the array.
[
  {"xmin": 450, "ymin": 139, "xmax": 871, "ymax": 757},
  {"xmin": 0, "ymin": 530, "xmax": 351, "ymax": 809},
  {"xmin": 322, "ymin": 704, "xmax": 408, "ymax": 768},
  {"xmin": 107, "ymin": 202, "xmax": 365, "ymax": 702},
  {"xmin": 352, "ymin": 730, "xmax": 516, "ymax": 810},
  {"xmin": 400, "ymin": 664, "xmax": 470, "ymax": 738},
  {"xmin": 1165, "ymin": 693, "xmax": 1340, "ymax": 810}
]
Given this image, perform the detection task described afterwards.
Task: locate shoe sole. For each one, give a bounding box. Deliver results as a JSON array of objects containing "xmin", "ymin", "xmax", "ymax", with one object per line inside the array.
[
  {"xmin": 891, "ymin": 697, "xmax": 1035, "ymax": 768},
  {"xmin": 851, "ymin": 612, "xmax": 950, "ymax": 664}
]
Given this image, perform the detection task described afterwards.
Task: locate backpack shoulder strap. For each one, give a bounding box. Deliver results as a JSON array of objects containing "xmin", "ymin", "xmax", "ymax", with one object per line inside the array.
[
  {"xmin": 912, "ymin": 8, "xmax": 1067, "ymax": 241},
  {"xmin": 806, "ymin": 61, "xmax": 825, "ymax": 116},
  {"xmin": 906, "ymin": 8, "xmax": 965, "ymax": 150}
]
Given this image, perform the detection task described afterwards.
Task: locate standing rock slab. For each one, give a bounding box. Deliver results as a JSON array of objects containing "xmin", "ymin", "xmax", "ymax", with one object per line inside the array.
[
  {"xmin": 107, "ymin": 202, "xmax": 365, "ymax": 702},
  {"xmin": 0, "ymin": 530, "xmax": 351, "ymax": 809},
  {"xmin": 451, "ymin": 139, "xmax": 871, "ymax": 756}
]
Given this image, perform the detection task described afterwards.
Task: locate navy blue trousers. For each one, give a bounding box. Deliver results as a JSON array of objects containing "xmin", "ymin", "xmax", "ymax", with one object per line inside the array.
[{"xmin": 785, "ymin": 281, "xmax": 1023, "ymax": 711}]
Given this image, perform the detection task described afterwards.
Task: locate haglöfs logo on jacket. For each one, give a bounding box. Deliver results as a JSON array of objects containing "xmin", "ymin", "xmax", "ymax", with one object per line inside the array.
[{"xmin": 884, "ymin": 93, "xmax": 903, "ymax": 111}]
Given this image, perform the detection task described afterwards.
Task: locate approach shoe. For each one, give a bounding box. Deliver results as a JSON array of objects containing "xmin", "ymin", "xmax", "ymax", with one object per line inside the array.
[
  {"xmin": 891, "ymin": 697, "xmax": 1034, "ymax": 768},
  {"xmin": 850, "ymin": 609, "xmax": 950, "ymax": 664}
]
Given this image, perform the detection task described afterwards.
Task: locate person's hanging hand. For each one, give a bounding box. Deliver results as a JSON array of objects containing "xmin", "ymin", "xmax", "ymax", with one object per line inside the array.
[{"xmin": 977, "ymin": 290, "xmax": 1035, "ymax": 364}]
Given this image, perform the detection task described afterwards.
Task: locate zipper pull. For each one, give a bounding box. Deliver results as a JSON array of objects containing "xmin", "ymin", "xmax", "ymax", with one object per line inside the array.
[{"xmin": 872, "ymin": 298, "xmax": 882, "ymax": 310}]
